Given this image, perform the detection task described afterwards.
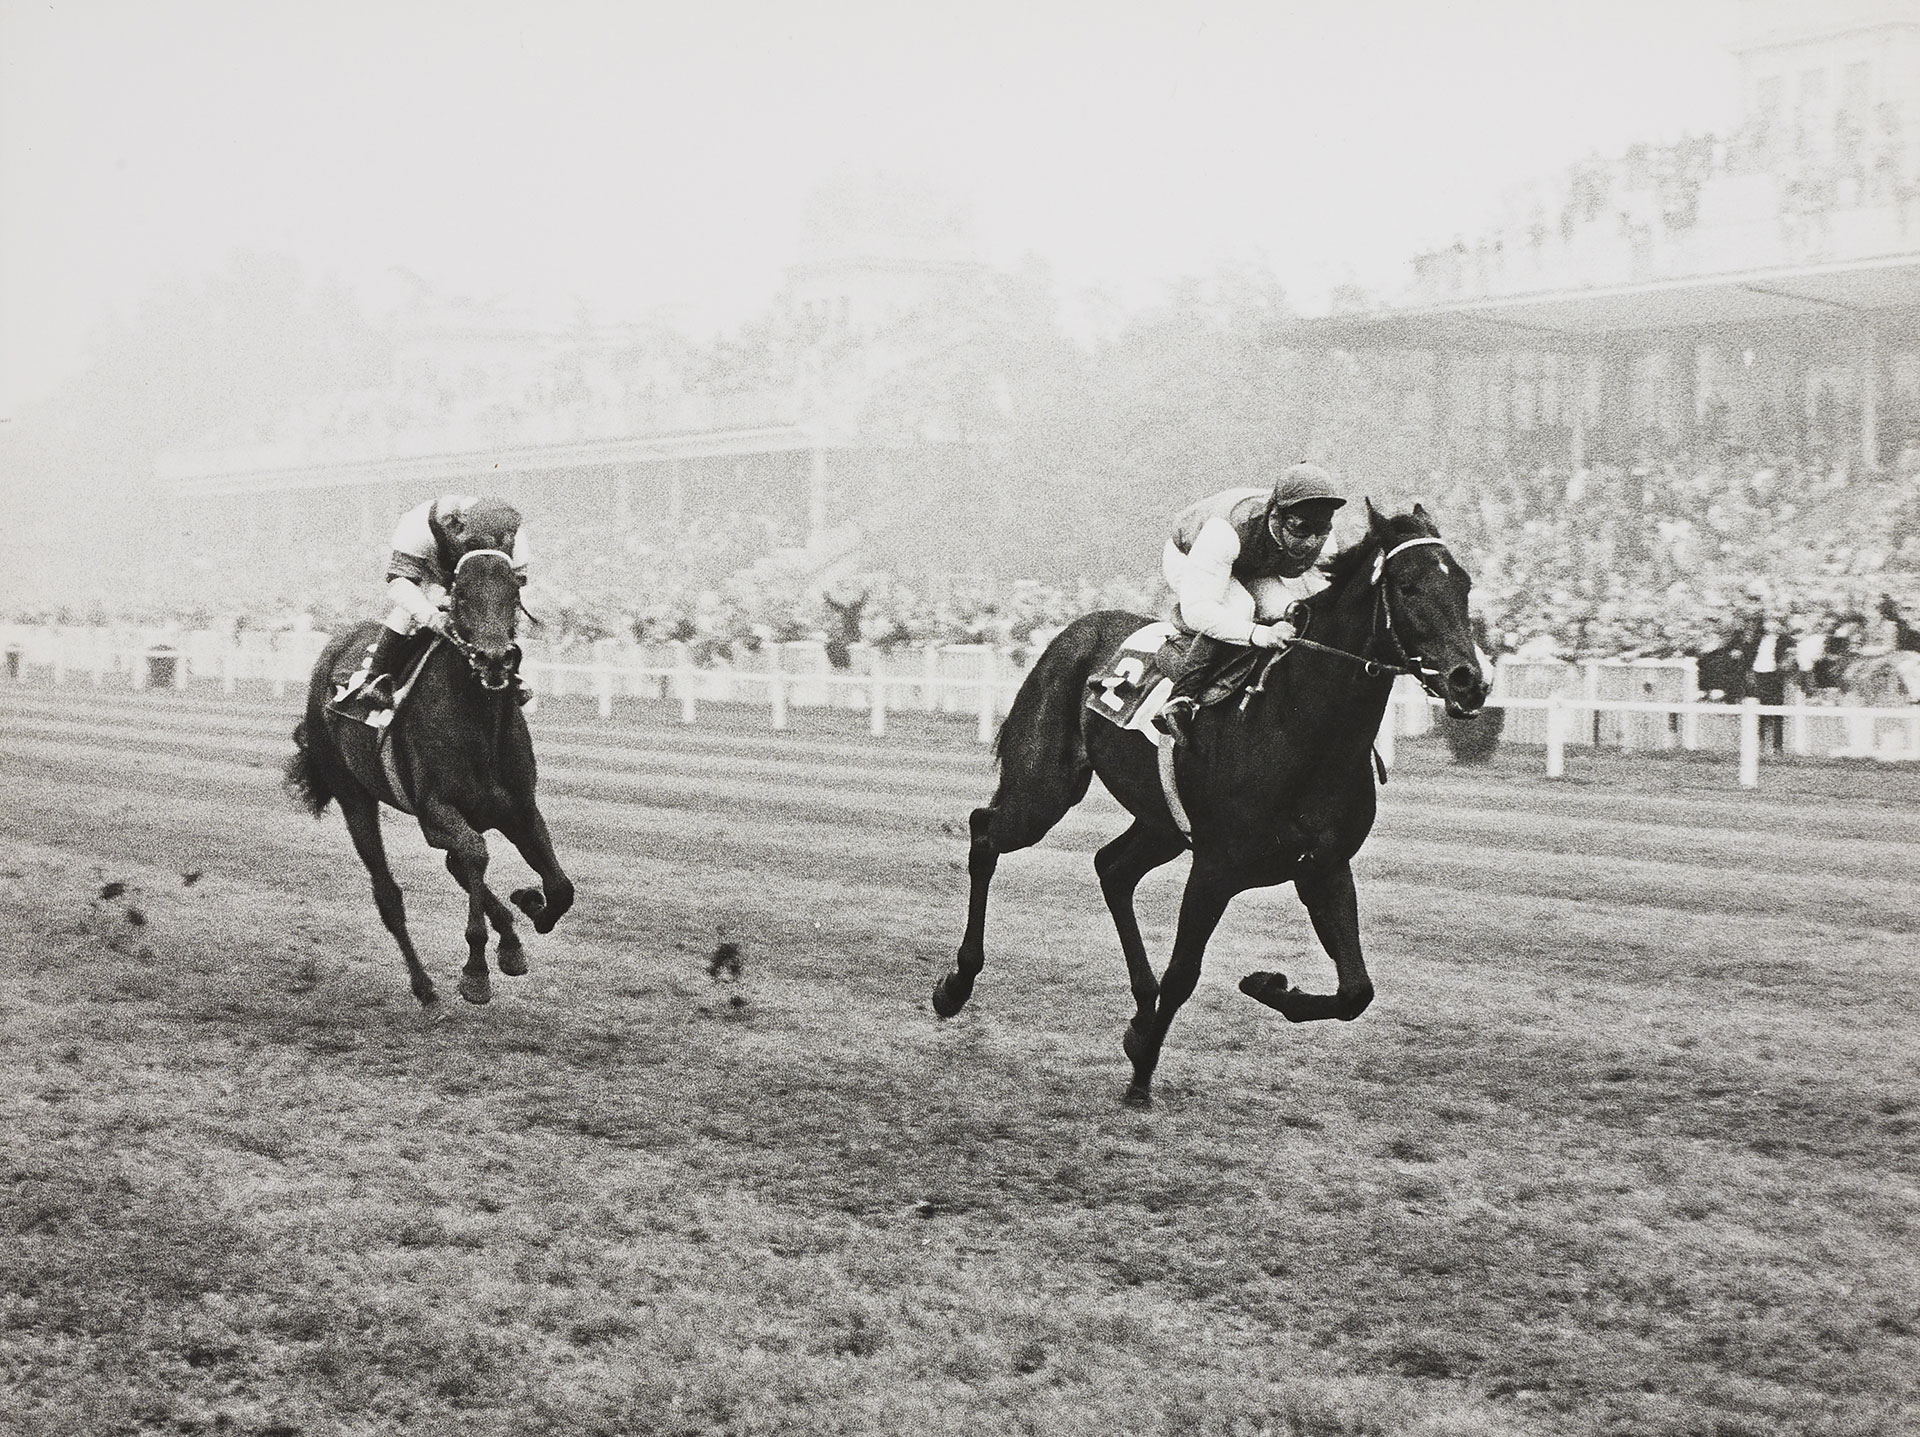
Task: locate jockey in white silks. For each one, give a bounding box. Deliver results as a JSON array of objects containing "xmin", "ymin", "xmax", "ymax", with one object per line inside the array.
[
  {"xmin": 1153, "ymin": 463, "xmax": 1346, "ymax": 748},
  {"xmin": 349, "ymin": 495, "xmax": 528, "ymax": 707}
]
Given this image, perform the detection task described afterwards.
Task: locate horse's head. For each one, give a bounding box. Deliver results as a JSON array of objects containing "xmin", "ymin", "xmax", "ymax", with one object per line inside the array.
[
  {"xmin": 446, "ymin": 549, "xmax": 523, "ymax": 693},
  {"xmin": 1362, "ymin": 500, "xmax": 1488, "ymax": 718}
]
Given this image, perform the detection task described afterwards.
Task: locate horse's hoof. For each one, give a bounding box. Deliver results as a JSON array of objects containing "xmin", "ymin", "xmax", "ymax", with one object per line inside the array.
[
  {"xmin": 496, "ymin": 945, "xmax": 529, "ymax": 977},
  {"xmin": 1239, "ymin": 972, "xmax": 1292, "ymax": 1011},
  {"xmin": 1123, "ymin": 1082, "xmax": 1154, "ymax": 1108},
  {"xmin": 458, "ymin": 972, "xmax": 492, "ymax": 1006},
  {"xmin": 414, "ymin": 983, "xmax": 439, "ymax": 1007},
  {"xmin": 509, "ymin": 887, "xmax": 546, "ymax": 921},
  {"xmin": 931, "ymin": 977, "xmax": 968, "ymax": 1018}
]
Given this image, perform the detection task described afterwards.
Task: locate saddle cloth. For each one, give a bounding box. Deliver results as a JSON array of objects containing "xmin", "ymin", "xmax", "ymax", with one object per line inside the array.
[
  {"xmin": 1084, "ymin": 623, "xmax": 1276, "ymax": 734},
  {"xmin": 324, "ymin": 633, "xmax": 442, "ymax": 815},
  {"xmin": 1085, "ymin": 622, "xmax": 1185, "ymax": 734}
]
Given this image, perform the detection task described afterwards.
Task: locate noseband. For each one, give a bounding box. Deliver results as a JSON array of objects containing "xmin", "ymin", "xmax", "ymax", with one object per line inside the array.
[{"xmin": 445, "ymin": 549, "xmax": 521, "ymax": 692}]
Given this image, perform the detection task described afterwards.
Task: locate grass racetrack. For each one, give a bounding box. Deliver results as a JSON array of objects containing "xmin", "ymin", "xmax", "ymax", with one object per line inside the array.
[{"xmin": 2, "ymin": 679, "xmax": 1918, "ymax": 1436}]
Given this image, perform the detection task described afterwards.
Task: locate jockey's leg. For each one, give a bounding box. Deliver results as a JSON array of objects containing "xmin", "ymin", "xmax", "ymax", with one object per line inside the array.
[
  {"xmin": 356, "ymin": 609, "xmax": 418, "ymax": 707},
  {"xmin": 1153, "ymin": 634, "xmax": 1242, "ymax": 747}
]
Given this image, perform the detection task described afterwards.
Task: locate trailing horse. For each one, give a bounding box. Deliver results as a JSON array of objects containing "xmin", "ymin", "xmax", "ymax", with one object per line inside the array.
[
  {"xmin": 934, "ymin": 502, "xmax": 1488, "ymax": 1105},
  {"xmin": 285, "ymin": 549, "xmax": 575, "ymax": 1005}
]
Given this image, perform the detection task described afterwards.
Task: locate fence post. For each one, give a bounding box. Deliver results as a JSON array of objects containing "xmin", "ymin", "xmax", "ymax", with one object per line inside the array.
[
  {"xmin": 769, "ymin": 666, "xmax": 788, "ymax": 731},
  {"xmin": 922, "ymin": 645, "xmax": 939, "ymax": 712},
  {"xmin": 679, "ymin": 654, "xmax": 697, "ymax": 725},
  {"xmin": 1788, "ymin": 694, "xmax": 1810, "ymax": 757},
  {"xmin": 869, "ymin": 653, "xmax": 887, "ymax": 738},
  {"xmin": 596, "ymin": 663, "xmax": 614, "ymax": 720},
  {"xmin": 1738, "ymin": 697, "xmax": 1760, "ymax": 788},
  {"xmin": 976, "ymin": 650, "xmax": 996, "ymax": 745},
  {"xmin": 1545, "ymin": 696, "xmax": 1565, "ymax": 779}
]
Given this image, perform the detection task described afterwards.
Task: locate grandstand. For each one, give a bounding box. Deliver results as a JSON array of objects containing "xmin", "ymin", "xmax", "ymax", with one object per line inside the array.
[
  {"xmin": 156, "ymin": 178, "xmax": 990, "ymax": 580},
  {"xmin": 1287, "ymin": 0, "xmax": 1920, "ymax": 476}
]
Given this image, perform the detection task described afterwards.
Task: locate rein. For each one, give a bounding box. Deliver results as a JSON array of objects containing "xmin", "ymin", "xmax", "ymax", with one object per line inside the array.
[{"xmin": 1279, "ymin": 536, "xmax": 1452, "ymax": 696}]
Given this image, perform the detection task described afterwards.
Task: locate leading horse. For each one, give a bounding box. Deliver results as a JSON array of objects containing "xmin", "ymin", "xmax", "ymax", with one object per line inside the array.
[
  {"xmin": 285, "ymin": 548, "xmax": 575, "ymax": 1005},
  {"xmin": 934, "ymin": 502, "xmax": 1488, "ymax": 1104}
]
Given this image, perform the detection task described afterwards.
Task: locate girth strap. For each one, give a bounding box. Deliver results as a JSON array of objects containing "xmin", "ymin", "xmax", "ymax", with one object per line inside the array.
[{"xmin": 1157, "ymin": 732, "xmax": 1194, "ymax": 843}]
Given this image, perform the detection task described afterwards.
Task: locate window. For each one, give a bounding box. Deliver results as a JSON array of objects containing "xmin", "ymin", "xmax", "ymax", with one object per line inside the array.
[{"xmin": 1845, "ymin": 61, "xmax": 1871, "ymax": 114}]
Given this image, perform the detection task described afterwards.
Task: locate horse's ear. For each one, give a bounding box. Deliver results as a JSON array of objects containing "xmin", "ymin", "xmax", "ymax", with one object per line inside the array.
[
  {"xmin": 1412, "ymin": 501, "xmax": 1435, "ymax": 532},
  {"xmin": 1364, "ymin": 498, "xmax": 1389, "ymax": 536}
]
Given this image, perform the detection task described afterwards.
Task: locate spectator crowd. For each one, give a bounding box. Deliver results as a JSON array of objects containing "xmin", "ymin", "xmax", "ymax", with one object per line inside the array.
[{"xmin": 10, "ymin": 449, "xmax": 1920, "ymax": 676}]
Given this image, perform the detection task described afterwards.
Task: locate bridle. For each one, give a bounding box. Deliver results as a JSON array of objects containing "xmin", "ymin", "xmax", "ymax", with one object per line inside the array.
[
  {"xmin": 1280, "ymin": 536, "xmax": 1456, "ymax": 703},
  {"xmin": 443, "ymin": 548, "xmax": 522, "ymax": 692}
]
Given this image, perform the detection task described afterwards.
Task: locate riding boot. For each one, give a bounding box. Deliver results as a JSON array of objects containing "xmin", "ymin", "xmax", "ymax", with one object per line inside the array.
[
  {"xmin": 1153, "ymin": 635, "xmax": 1240, "ymax": 748},
  {"xmin": 357, "ymin": 626, "xmax": 410, "ymax": 708}
]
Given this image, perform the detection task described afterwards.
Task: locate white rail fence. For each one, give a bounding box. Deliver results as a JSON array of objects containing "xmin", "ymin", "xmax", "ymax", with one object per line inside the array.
[{"xmin": 4, "ymin": 627, "xmax": 1917, "ymax": 787}]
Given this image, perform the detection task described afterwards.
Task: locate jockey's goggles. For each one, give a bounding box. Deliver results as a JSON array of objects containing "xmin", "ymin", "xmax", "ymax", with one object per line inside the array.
[{"xmin": 1269, "ymin": 508, "xmax": 1335, "ymax": 546}]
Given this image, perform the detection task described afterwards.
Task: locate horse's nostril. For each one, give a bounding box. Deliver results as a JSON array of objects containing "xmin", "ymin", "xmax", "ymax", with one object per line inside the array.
[{"xmin": 1448, "ymin": 665, "xmax": 1479, "ymax": 692}]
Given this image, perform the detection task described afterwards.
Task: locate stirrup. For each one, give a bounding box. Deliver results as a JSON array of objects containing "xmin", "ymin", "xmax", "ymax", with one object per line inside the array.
[{"xmin": 1154, "ymin": 698, "xmax": 1196, "ymax": 748}]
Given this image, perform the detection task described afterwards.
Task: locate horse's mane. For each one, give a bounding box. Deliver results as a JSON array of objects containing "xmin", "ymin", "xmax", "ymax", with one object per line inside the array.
[{"xmin": 1318, "ymin": 506, "xmax": 1441, "ymax": 593}]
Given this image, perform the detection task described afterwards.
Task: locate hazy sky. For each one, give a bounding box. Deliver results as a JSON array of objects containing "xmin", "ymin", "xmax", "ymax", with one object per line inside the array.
[{"xmin": 0, "ymin": 0, "xmax": 1741, "ymax": 415}]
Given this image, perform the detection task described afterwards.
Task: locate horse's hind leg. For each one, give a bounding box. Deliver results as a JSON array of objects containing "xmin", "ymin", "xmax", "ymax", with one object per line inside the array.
[
  {"xmin": 339, "ymin": 793, "xmax": 437, "ymax": 1005},
  {"xmin": 418, "ymin": 797, "xmax": 500, "ymax": 1006},
  {"xmin": 933, "ymin": 758, "xmax": 1092, "ymax": 1017},
  {"xmin": 934, "ymin": 806, "xmax": 1001, "ymax": 1017},
  {"xmin": 1095, "ymin": 821, "xmax": 1188, "ymax": 1032}
]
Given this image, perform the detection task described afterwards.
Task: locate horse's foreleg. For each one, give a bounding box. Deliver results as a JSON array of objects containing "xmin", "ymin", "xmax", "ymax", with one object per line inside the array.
[
  {"xmin": 418, "ymin": 799, "xmax": 497, "ymax": 1006},
  {"xmin": 1095, "ymin": 821, "xmax": 1188, "ymax": 1030},
  {"xmin": 933, "ymin": 807, "xmax": 998, "ymax": 1016},
  {"xmin": 1240, "ymin": 858, "xmax": 1374, "ymax": 1023},
  {"xmin": 339, "ymin": 794, "xmax": 436, "ymax": 1005},
  {"xmin": 469, "ymin": 875, "xmax": 528, "ymax": 976},
  {"xmin": 498, "ymin": 805, "xmax": 574, "ymax": 936},
  {"xmin": 1125, "ymin": 862, "xmax": 1237, "ymax": 1106}
]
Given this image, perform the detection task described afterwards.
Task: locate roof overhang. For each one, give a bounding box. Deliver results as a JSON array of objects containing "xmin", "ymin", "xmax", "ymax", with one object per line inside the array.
[
  {"xmin": 1281, "ymin": 253, "xmax": 1920, "ymax": 353},
  {"xmin": 161, "ymin": 426, "xmax": 845, "ymax": 500}
]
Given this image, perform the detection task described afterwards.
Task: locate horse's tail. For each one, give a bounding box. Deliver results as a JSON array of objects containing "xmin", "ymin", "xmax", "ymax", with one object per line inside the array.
[{"xmin": 284, "ymin": 716, "xmax": 335, "ymax": 816}]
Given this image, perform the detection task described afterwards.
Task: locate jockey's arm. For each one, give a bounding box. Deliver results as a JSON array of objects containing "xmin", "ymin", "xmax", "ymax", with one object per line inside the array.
[
  {"xmin": 386, "ymin": 574, "xmax": 451, "ymax": 634},
  {"xmin": 1176, "ymin": 519, "xmax": 1293, "ymax": 648}
]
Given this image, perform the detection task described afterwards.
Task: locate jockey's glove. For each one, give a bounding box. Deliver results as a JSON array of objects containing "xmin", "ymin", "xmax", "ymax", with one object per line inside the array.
[
  {"xmin": 1250, "ymin": 621, "xmax": 1297, "ymax": 649},
  {"xmin": 424, "ymin": 610, "xmax": 456, "ymax": 637}
]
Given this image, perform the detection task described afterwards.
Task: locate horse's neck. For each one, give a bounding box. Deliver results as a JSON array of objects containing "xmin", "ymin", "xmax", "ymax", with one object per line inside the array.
[{"xmin": 1275, "ymin": 564, "xmax": 1393, "ymax": 740}]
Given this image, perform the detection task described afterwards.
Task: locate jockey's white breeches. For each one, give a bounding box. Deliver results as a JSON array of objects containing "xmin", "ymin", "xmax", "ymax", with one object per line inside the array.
[{"xmin": 383, "ymin": 577, "xmax": 447, "ymax": 635}]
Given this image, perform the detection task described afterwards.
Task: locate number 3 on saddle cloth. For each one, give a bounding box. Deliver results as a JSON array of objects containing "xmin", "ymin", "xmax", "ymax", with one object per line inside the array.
[
  {"xmin": 1083, "ymin": 622, "xmax": 1273, "ymax": 734},
  {"xmin": 323, "ymin": 634, "xmax": 443, "ymax": 815}
]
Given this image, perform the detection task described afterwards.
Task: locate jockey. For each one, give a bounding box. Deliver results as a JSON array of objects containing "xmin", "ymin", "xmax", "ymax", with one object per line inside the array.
[
  {"xmin": 350, "ymin": 495, "xmax": 528, "ymax": 707},
  {"xmin": 1153, "ymin": 463, "xmax": 1345, "ymax": 748}
]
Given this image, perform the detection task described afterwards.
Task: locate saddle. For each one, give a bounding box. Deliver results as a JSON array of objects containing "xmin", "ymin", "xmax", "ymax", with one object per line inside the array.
[
  {"xmin": 323, "ymin": 634, "xmax": 442, "ymax": 814},
  {"xmin": 1084, "ymin": 623, "xmax": 1279, "ymax": 734}
]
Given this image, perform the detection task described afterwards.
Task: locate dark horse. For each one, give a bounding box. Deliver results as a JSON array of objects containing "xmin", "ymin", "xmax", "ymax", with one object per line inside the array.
[
  {"xmin": 934, "ymin": 502, "xmax": 1488, "ymax": 1104},
  {"xmin": 284, "ymin": 549, "xmax": 575, "ymax": 1005}
]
